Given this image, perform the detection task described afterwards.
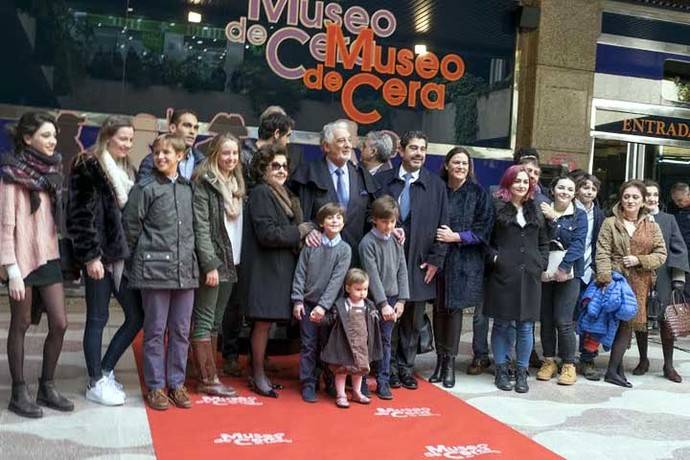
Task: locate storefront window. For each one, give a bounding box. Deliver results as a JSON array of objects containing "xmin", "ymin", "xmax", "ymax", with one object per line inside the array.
[{"xmin": 2, "ymin": 0, "xmax": 517, "ymax": 148}]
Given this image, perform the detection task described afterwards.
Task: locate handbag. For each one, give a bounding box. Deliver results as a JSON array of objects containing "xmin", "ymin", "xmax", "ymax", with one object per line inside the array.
[
  {"xmin": 662, "ymin": 290, "xmax": 690, "ymax": 339},
  {"xmin": 417, "ymin": 312, "xmax": 434, "ymax": 354}
]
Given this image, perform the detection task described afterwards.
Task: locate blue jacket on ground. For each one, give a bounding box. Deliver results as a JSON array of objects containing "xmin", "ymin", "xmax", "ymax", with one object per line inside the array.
[{"xmin": 576, "ymin": 271, "xmax": 637, "ymax": 350}]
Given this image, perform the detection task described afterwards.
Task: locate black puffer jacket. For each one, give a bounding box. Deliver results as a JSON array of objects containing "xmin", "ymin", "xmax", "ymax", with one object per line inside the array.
[
  {"xmin": 123, "ymin": 172, "xmax": 199, "ymax": 290},
  {"xmin": 66, "ymin": 153, "xmax": 130, "ymax": 265},
  {"xmin": 193, "ymin": 172, "xmax": 239, "ymax": 283}
]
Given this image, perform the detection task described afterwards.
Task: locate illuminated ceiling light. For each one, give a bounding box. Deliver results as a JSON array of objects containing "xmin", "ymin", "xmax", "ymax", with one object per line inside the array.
[
  {"xmin": 197, "ymin": 40, "xmax": 203, "ymax": 44},
  {"xmin": 414, "ymin": 44, "xmax": 427, "ymax": 55},
  {"xmin": 413, "ymin": 0, "xmax": 432, "ymax": 33},
  {"xmin": 188, "ymin": 11, "xmax": 202, "ymax": 23},
  {"xmin": 127, "ymin": 7, "xmax": 134, "ymax": 13}
]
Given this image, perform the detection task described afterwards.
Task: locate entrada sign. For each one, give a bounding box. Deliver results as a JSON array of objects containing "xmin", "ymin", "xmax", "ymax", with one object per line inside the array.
[
  {"xmin": 596, "ymin": 115, "xmax": 690, "ymax": 142},
  {"xmin": 226, "ymin": 0, "xmax": 466, "ymax": 124}
]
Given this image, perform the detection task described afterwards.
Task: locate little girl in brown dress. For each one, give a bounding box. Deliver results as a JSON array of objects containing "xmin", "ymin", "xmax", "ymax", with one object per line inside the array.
[{"xmin": 321, "ymin": 269, "xmax": 383, "ymax": 408}]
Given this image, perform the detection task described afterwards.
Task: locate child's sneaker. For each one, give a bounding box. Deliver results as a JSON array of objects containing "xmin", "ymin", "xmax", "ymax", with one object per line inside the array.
[
  {"xmin": 146, "ymin": 389, "xmax": 169, "ymax": 411},
  {"xmin": 103, "ymin": 370, "xmax": 124, "ymax": 391},
  {"xmin": 86, "ymin": 377, "xmax": 125, "ymax": 406},
  {"xmin": 169, "ymin": 386, "xmax": 192, "ymax": 409}
]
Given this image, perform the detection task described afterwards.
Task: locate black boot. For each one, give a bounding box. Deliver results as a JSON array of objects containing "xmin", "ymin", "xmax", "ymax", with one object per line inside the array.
[
  {"xmin": 36, "ymin": 379, "xmax": 74, "ymax": 412},
  {"xmin": 514, "ymin": 367, "xmax": 529, "ymax": 393},
  {"xmin": 8, "ymin": 383, "xmax": 42, "ymax": 418},
  {"xmin": 442, "ymin": 355, "xmax": 456, "ymax": 388},
  {"xmin": 429, "ymin": 354, "xmax": 446, "ymax": 383},
  {"xmin": 494, "ymin": 364, "xmax": 513, "ymax": 391},
  {"xmin": 660, "ymin": 322, "xmax": 682, "ymax": 383}
]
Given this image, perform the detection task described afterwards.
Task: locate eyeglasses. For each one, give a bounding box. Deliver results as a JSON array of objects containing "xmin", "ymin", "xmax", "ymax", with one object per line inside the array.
[{"xmin": 270, "ymin": 162, "xmax": 289, "ymax": 171}]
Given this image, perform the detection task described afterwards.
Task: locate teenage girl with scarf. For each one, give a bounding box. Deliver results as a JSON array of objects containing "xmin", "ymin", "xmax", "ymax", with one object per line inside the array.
[
  {"xmin": 67, "ymin": 116, "xmax": 143, "ymax": 406},
  {"xmin": 0, "ymin": 111, "xmax": 73, "ymax": 418}
]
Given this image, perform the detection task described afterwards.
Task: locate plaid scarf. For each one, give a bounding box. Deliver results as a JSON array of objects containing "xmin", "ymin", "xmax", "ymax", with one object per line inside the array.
[{"xmin": 0, "ymin": 148, "xmax": 63, "ymax": 216}]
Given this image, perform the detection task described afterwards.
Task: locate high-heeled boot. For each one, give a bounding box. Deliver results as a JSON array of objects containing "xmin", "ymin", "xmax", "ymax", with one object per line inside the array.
[
  {"xmin": 442, "ymin": 355, "xmax": 456, "ymax": 388},
  {"xmin": 429, "ymin": 354, "xmax": 446, "ymax": 383}
]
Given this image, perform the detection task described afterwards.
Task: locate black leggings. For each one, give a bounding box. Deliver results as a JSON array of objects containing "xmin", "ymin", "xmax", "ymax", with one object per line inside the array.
[{"xmin": 7, "ymin": 283, "xmax": 68, "ymax": 384}]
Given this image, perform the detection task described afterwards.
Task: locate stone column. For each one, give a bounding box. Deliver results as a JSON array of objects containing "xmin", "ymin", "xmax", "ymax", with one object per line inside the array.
[{"xmin": 516, "ymin": 0, "xmax": 601, "ymax": 170}]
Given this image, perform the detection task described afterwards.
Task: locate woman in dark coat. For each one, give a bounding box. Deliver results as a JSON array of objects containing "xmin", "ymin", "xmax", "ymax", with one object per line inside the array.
[
  {"xmin": 67, "ymin": 115, "xmax": 143, "ymax": 406},
  {"xmin": 636, "ymin": 180, "xmax": 689, "ymax": 382},
  {"xmin": 242, "ymin": 144, "xmax": 313, "ymax": 397},
  {"xmin": 485, "ymin": 165, "xmax": 549, "ymax": 394},
  {"xmin": 432, "ymin": 147, "xmax": 493, "ymax": 388}
]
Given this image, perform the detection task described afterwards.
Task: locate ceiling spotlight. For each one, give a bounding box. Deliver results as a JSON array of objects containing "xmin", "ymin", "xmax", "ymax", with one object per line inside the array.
[
  {"xmin": 188, "ymin": 11, "xmax": 202, "ymax": 23},
  {"xmin": 414, "ymin": 44, "xmax": 427, "ymax": 55}
]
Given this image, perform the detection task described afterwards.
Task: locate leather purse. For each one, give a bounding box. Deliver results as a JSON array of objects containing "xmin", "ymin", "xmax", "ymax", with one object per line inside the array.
[{"xmin": 662, "ymin": 290, "xmax": 690, "ymax": 339}]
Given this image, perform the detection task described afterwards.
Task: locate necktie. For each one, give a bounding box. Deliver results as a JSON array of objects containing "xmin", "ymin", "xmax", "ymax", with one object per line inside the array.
[
  {"xmin": 335, "ymin": 168, "xmax": 349, "ymax": 209},
  {"xmin": 399, "ymin": 172, "xmax": 412, "ymax": 221}
]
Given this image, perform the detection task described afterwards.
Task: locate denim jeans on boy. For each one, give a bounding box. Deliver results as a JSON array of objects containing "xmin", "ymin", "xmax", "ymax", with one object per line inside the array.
[
  {"xmin": 472, "ymin": 305, "xmax": 490, "ymax": 360},
  {"xmin": 492, "ymin": 319, "xmax": 534, "ymax": 368},
  {"xmin": 299, "ymin": 302, "xmax": 330, "ymax": 387},
  {"xmin": 374, "ymin": 296, "xmax": 397, "ymax": 386},
  {"xmin": 83, "ymin": 272, "xmax": 143, "ymax": 381},
  {"xmin": 141, "ymin": 289, "xmax": 194, "ymax": 390}
]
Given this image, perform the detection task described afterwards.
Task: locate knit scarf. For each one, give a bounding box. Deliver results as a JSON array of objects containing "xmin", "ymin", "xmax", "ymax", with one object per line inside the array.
[
  {"xmin": 99, "ymin": 150, "xmax": 134, "ymax": 209},
  {"xmin": 0, "ymin": 147, "xmax": 63, "ymax": 216},
  {"xmin": 267, "ymin": 181, "xmax": 303, "ymax": 224},
  {"xmin": 216, "ymin": 174, "xmax": 242, "ymax": 219}
]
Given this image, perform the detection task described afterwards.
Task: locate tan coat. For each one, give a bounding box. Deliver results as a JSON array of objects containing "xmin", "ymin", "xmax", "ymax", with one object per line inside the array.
[{"xmin": 595, "ymin": 205, "xmax": 667, "ymax": 330}]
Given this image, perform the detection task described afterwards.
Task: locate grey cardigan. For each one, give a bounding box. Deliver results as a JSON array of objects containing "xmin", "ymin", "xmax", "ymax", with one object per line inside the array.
[{"xmin": 291, "ymin": 239, "xmax": 351, "ymax": 309}]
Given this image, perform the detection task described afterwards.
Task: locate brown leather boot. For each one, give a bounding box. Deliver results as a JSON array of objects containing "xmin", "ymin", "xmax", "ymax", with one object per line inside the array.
[{"xmin": 193, "ymin": 339, "xmax": 237, "ymax": 397}]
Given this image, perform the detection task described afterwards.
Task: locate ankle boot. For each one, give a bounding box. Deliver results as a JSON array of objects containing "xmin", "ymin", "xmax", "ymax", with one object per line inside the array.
[
  {"xmin": 514, "ymin": 367, "xmax": 529, "ymax": 393},
  {"xmin": 8, "ymin": 382, "xmax": 43, "ymax": 418},
  {"xmin": 36, "ymin": 379, "xmax": 74, "ymax": 412},
  {"xmin": 429, "ymin": 354, "xmax": 445, "ymax": 383},
  {"xmin": 194, "ymin": 339, "xmax": 237, "ymax": 397},
  {"xmin": 494, "ymin": 364, "xmax": 513, "ymax": 391},
  {"xmin": 442, "ymin": 355, "xmax": 456, "ymax": 388},
  {"xmin": 660, "ymin": 322, "xmax": 682, "ymax": 383}
]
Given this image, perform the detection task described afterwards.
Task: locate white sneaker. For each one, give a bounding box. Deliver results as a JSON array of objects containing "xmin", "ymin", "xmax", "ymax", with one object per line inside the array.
[
  {"xmin": 86, "ymin": 377, "xmax": 125, "ymax": 406},
  {"xmin": 103, "ymin": 370, "xmax": 124, "ymax": 391}
]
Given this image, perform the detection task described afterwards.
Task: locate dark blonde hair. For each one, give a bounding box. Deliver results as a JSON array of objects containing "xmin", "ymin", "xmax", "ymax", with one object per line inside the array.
[
  {"xmin": 371, "ymin": 195, "xmax": 399, "ymax": 220},
  {"xmin": 316, "ymin": 202, "xmax": 345, "ymax": 226},
  {"xmin": 89, "ymin": 115, "xmax": 135, "ymax": 178},
  {"xmin": 194, "ymin": 133, "xmax": 246, "ymax": 196},
  {"xmin": 345, "ymin": 268, "xmax": 369, "ymax": 287},
  {"xmin": 152, "ymin": 133, "xmax": 186, "ymax": 154}
]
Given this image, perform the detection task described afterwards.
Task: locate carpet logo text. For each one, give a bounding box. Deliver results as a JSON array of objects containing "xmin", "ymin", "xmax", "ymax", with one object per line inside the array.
[
  {"xmin": 214, "ymin": 432, "xmax": 293, "ymax": 446},
  {"xmin": 375, "ymin": 407, "xmax": 439, "ymax": 418},
  {"xmin": 424, "ymin": 443, "xmax": 501, "ymax": 459},
  {"xmin": 197, "ymin": 395, "xmax": 264, "ymax": 406}
]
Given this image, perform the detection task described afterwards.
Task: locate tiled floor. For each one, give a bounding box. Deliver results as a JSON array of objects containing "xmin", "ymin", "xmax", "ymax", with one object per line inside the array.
[{"xmin": 1, "ymin": 300, "xmax": 689, "ymax": 459}]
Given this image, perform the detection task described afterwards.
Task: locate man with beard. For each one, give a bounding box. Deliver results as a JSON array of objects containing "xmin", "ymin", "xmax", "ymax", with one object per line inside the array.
[{"xmin": 376, "ymin": 131, "xmax": 448, "ymax": 390}]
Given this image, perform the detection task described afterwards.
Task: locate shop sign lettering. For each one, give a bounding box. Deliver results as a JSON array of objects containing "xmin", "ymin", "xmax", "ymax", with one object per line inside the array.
[{"xmin": 226, "ymin": 0, "xmax": 465, "ymax": 124}]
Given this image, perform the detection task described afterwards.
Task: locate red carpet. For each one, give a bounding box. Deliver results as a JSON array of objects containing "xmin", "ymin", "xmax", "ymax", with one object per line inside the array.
[{"xmin": 133, "ymin": 335, "xmax": 560, "ymax": 460}]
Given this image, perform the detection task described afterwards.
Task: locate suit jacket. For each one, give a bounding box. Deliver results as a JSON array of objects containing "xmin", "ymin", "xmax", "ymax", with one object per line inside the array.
[
  {"xmin": 290, "ymin": 157, "xmax": 379, "ymax": 265},
  {"xmin": 377, "ymin": 166, "xmax": 448, "ymax": 302}
]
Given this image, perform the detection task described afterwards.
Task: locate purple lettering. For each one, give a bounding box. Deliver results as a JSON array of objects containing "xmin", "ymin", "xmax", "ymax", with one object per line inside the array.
[{"xmin": 266, "ymin": 27, "xmax": 310, "ymax": 80}]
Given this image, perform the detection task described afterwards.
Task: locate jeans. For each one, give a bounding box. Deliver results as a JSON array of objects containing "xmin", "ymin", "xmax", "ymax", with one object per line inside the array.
[
  {"xmin": 298, "ymin": 302, "xmax": 329, "ymax": 386},
  {"xmin": 540, "ymin": 279, "xmax": 580, "ymax": 363},
  {"xmin": 375, "ymin": 296, "xmax": 397, "ymax": 385},
  {"xmin": 83, "ymin": 273, "xmax": 143, "ymax": 380},
  {"xmin": 141, "ymin": 289, "xmax": 194, "ymax": 390},
  {"xmin": 472, "ymin": 305, "xmax": 490, "ymax": 359},
  {"xmin": 492, "ymin": 319, "xmax": 534, "ymax": 369},
  {"xmin": 192, "ymin": 281, "xmax": 234, "ymax": 339}
]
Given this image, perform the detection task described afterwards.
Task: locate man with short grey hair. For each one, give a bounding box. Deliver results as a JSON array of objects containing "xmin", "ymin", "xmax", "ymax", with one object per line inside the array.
[{"xmin": 361, "ymin": 131, "xmax": 394, "ymax": 175}]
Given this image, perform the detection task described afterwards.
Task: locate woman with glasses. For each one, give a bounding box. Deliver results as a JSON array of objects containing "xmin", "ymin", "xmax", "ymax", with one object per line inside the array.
[{"xmin": 241, "ymin": 144, "xmax": 313, "ymax": 397}]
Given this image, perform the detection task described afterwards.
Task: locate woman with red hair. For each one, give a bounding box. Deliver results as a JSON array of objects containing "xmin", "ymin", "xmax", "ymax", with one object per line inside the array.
[{"xmin": 485, "ymin": 165, "xmax": 549, "ymax": 393}]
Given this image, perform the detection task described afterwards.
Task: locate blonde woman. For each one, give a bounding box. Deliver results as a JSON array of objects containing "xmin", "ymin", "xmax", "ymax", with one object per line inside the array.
[
  {"xmin": 191, "ymin": 133, "xmax": 246, "ymax": 396},
  {"xmin": 67, "ymin": 115, "xmax": 142, "ymax": 406}
]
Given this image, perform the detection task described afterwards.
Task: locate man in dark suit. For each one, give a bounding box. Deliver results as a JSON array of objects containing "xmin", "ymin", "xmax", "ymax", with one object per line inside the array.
[
  {"xmin": 137, "ymin": 109, "xmax": 205, "ymax": 181},
  {"xmin": 377, "ymin": 131, "xmax": 448, "ymax": 390},
  {"xmin": 290, "ymin": 119, "xmax": 379, "ymax": 265}
]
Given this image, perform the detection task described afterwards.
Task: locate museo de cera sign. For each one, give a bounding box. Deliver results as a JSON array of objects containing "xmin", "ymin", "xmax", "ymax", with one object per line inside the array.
[{"xmin": 225, "ymin": 0, "xmax": 466, "ymax": 124}]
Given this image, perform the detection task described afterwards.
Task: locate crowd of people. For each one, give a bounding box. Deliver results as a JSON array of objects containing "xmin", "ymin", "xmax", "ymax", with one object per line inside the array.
[{"xmin": 1, "ymin": 106, "xmax": 689, "ymax": 418}]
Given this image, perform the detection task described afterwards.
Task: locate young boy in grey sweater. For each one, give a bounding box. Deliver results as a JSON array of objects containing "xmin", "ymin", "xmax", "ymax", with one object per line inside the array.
[
  {"xmin": 359, "ymin": 196, "xmax": 409, "ymax": 399},
  {"xmin": 292, "ymin": 203, "xmax": 351, "ymax": 403}
]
